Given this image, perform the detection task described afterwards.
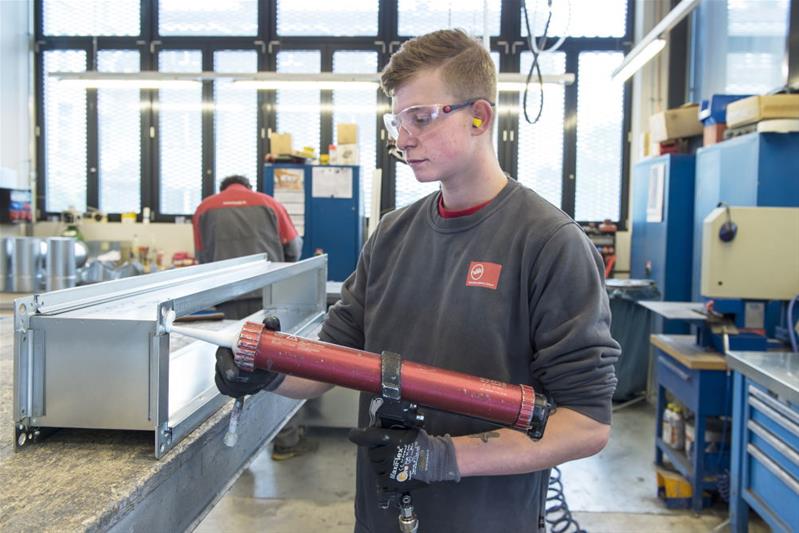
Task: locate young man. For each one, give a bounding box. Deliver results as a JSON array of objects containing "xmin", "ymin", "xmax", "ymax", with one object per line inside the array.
[{"xmin": 216, "ymin": 29, "xmax": 619, "ymax": 531}]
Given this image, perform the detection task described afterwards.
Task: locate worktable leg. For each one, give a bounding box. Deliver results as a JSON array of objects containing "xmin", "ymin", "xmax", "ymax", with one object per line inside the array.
[
  {"xmin": 655, "ymin": 383, "xmax": 666, "ymax": 467},
  {"xmin": 692, "ymin": 408, "xmax": 707, "ymax": 513}
]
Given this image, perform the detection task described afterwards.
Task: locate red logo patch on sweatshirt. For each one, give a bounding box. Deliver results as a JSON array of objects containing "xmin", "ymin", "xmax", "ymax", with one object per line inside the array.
[{"xmin": 465, "ymin": 261, "xmax": 502, "ymax": 290}]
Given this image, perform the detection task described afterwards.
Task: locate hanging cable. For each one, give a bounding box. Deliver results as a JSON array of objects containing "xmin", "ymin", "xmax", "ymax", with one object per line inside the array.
[
  {"xmin": 520, "ymin": 0, "xmax": 553, "ymax": 124},
  {"xmin": 546, "ymin": 466, "xmax": 587, "ymax": 533}
]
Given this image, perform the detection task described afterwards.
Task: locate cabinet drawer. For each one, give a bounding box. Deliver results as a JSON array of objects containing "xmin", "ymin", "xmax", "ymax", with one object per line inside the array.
[
  {"xmin": 746, "ymin": 383, "xmax": 799, "ymax": 483},
  {"xmin": 656, "ymin": 352, "xmax": 729, "ymax": 413},
  {"xmin": 657, "ymin": 354, "xmax": 698, "ymax": 403}
]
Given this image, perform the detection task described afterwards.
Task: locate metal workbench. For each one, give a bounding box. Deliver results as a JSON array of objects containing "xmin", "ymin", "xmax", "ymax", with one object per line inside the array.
[
  {"xmin": 1, "ymin": 255, "xmax": 328, "ymax": 531},
  {"xmin": 727, "ymin": 351, "xmax": 799, "ymax": 532}
]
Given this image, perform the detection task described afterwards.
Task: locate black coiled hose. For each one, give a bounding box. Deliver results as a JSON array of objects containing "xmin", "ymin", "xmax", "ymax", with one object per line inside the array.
[{"xmin": 546, "ymin": 467, "xmax": 587, "ymax": 533}]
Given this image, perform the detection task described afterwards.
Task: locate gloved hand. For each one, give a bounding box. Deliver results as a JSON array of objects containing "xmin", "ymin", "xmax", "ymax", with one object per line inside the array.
[
  {"xmin": 214, "ymin": 315, "xmax": 284, "ymax": 398},
  {"xmin": 348, "ymin": 426, "xmax": 460, "ymax": 492}
]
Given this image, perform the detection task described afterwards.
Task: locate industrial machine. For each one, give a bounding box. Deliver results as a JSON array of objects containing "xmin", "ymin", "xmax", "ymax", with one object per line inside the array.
[
  {"xmin": 692, "ymin": 132, "xmax": 799, "ymax": 303},
  {"xmin": 697, "ymin": 206, "xmax": 798, "ymax": 351},
  {"xmin": 642, "ymin": 206, "xmax": 799, "ymax": 352},
  {"xmin": 12, "ymin": 254, "xmax": 328, "ymax": 458}
]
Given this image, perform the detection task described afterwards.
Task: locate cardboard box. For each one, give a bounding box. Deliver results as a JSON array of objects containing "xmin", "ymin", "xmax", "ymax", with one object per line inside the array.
[
  {"xmin": 337, "ymin": 144, "xmax": 359, "ymax": 165},
  {"xmin": 649, "ymin": 104, "xmax": 703, "ymax": 143},
  {"xmin": 726, "ymin": 94, "xmax": 799, "ymax": 128},
  {"xmin": 703, "ymin": 123, "xmax": 726, "ymax": 146},
  {"xmin": 337, "ymin": 123, "xmax": 358, "ymax": 145},
  {"xmin": 269, "ymin": 132, "xmax": 293, "ymax": 156}
]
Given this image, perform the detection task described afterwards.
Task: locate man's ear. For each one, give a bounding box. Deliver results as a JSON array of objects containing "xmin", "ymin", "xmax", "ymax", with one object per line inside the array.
[{"xmin": 470, "ymin": 100, "xmax": 492, "ymax": 134}]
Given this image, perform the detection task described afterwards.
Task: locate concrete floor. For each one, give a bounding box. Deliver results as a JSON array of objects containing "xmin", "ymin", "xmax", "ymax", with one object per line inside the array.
[{"xmin": 195, "ymin": 402, "xmax": 768, "ymax": 533}]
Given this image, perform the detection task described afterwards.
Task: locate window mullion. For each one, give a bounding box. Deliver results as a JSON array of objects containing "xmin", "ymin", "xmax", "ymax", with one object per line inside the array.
[{"xmin": 562, "ymin": 50, "xmax": 578, "ymax": 218}]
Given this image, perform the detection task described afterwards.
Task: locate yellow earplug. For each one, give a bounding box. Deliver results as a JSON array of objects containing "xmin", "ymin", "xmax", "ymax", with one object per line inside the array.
[{"xmin": 472, "ymin": 117, "xmax": 483, "ymax": 128}]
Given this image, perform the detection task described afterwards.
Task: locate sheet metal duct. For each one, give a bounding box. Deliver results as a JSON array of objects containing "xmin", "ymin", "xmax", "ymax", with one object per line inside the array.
[{"xmin": 12, "ymin": 254, "xmax": 327, "ymax": 458}]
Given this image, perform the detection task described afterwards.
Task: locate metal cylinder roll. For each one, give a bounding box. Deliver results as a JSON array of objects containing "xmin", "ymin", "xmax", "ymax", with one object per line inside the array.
[
  {"xmin": 46, "ymin": 237, "xmax": 77, "ymax": 291},
  {"xmin": 2, "ymin": 237, "xmax": 45, "ymax": 293},
  {"xmin": 236, "ymin": 321, "xmax": 536, "ymax": 432}
]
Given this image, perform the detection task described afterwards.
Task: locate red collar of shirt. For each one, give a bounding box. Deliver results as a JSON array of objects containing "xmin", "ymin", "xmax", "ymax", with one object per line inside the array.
[{"xmin": 437, "ymin": 195, "xmax": 492, "ymax": 218}]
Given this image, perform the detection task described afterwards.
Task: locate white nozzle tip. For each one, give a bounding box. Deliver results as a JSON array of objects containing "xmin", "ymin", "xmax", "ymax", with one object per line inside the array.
[{"xmin": 164, "ymin": 309, "xmax": 177, "ymax": 332}]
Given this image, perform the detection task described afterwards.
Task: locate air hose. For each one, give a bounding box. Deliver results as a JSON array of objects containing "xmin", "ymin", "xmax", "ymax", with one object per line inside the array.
[{"xmin": 546, "ymin": 467, "xmax": 587, "ymax": 533}]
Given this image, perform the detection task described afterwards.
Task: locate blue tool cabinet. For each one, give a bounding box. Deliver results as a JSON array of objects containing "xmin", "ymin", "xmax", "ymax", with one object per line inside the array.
[
  {"xmin": 264, "ymin": 164, "xmax": 364, "ymax": 281},
  {"xmin": 652, "ymin": 334, "xmax": 731, "ymax": 511},
  {"xmin": 631, "ymin": 155, "xmax": 695, "ymax": 333},
  {"xmin": 729, "ymin": 370, "xmax": 799, "ymax": 532}
]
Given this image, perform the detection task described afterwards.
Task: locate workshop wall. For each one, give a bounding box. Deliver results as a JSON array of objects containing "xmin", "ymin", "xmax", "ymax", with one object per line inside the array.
[{"xmin": 33, "ymin": 221, "xmax": 194, "ymax": 264}]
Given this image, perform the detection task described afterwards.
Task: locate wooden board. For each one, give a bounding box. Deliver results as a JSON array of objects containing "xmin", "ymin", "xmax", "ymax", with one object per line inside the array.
[{"xmin": 650, "ymin": 334, "xmax": 727, "ymax": 371}]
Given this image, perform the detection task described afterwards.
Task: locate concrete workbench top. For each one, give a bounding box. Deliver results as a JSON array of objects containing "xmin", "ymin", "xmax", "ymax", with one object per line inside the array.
[{"xmin": 0, "ymin": 315, "xmax": 302, "ymax": 532}]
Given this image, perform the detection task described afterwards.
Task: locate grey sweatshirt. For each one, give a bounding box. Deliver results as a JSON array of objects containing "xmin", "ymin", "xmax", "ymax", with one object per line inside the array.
[{"xmin": 320, "ymin": 178, "xmax": 620, "ymax": 533}]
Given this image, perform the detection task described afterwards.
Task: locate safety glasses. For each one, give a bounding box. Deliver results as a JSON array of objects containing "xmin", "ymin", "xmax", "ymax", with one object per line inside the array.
[{"xmin": 383, "ymin": 99, "xmax": 492, "ymax": 141}]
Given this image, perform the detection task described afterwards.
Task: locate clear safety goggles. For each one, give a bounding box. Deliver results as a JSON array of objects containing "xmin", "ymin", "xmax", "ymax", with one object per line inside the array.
[{"xmin": 383, "ymin": 99, "xmax": 493, "ymax": 140}]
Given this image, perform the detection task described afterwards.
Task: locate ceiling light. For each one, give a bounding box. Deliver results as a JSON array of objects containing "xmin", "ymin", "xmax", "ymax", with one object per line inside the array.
[
  {"xmin": 611, "ymin": 39, "xmax": 667, "ymax": 83},
  {"xmin": 52, "ymin": 72, "xmax": 202, "ymax": 89},
  {"xmin": 611, "ymin": 0, "xmax": 700, "ymax": 83},
  {"xmin": 497, "ymin": 73, "xmax": 575, "ymax": 90}
]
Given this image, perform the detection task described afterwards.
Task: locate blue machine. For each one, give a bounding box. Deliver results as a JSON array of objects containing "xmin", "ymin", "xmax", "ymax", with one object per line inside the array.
[
  {"xmin": 631, "ymin": 154, "xmax": 695, "ymax": 333},
  {"xmin": 693, "ymin": 132, "xmax": 799, "ymax": 301},
  {"xmin": 264, "ymin": 164, "xmax": 364, "ymax": 281},
  {"xmin": 691, "ymin": 132, "xmax": 799, "ymax": 347}
]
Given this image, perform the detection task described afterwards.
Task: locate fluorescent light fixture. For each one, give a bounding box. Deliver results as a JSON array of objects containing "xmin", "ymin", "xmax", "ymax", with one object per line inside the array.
[
  {"xmin": 52, "ymin": 72, "xmax": 203, "ymax": 88},
  {"xmin": 50, "ymin": 70, "xmax": 576, "ymax": 93},
  {"xmin": 611, "ymin": 0, "xmax": 700, "ymax": 83},
  {"xmin": 497, "ymin": 73, "xmax": 575, "ymax": 90},
  {"xmin": 611, "ymin": 39, "xmax": 667, "ymax": 83},
  {"xmin": 232, "ymin": 73, "xmax": 379, "ymax": 90}
]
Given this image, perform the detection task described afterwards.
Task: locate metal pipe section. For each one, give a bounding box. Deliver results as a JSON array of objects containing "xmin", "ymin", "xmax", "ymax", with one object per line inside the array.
[
  {"xmin": 236, "ymin": 321, "xmax": 537, "ymax": 432},
  {"xmin": 46, "ymin": 237, "xmax": 77, "ymax": 291}
]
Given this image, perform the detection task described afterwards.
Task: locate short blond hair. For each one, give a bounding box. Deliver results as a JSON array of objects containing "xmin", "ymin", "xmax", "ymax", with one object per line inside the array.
[{"xmin": 380, "ymin": 29, "xmax": 496, "ymax": 102}]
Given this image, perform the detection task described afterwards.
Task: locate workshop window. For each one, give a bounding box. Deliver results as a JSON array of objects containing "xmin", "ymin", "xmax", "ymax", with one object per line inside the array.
[
  {"xmin": 516, "ymin": 51, "xmax": 566, "ymax": 210},
  {"xmin": 214, "ymin": 50, "xmax": 259, "ymax": 193},
  {"xmin": 97, "ymin": 50, "xmax": 141, "ymax": 214},
  {"xmin": 158, "ymin": 50, "xmax": 203, "ymax": 215},
  {"xmin": 277, "ymin": 0, "xmax": 379, "ymax": 36},
  {"xmin": 44, "ymin": 49, "xmax": 87, "ymax": 213},
  {"xmin": 35, "ymin": 0, "xmax": 633, "ymax": 224},
  {"xmin": 574, "ymin": 51, "xmax": 624, "ymax": 222},
  {"xmin": 43, "ymin": 0, "xmax": 140, "ymax": 36},
  {"xmin": 333, "ymin": 51, "xmax": 379, "ymax": 216},
  {"xmin": 692, "ymin": 0, "xmax": 790, "ymax": 98},
  {"xmin": 398, "ymin": 0, "xmax": 502, "ymax": 36},
  {"xmin": 159, "ymin": 0, "xmax": 258, "ymax": 36},
  {"xmin": 521, "ymin": 0, "xmax": 627, "ymax": 38},
  {"xmin": 276, "ymin": 51, "xmax": 322, "ymax": 159}
]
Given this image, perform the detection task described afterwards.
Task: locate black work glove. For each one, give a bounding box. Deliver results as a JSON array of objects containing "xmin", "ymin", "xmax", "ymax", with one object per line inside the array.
[
  {"xmin": 348, "ymin": 427, "xmax": 461, "ymax": 492},
  {"xmin": 214, "ymin": 316, "xmax": 284, "ymax": 398}
]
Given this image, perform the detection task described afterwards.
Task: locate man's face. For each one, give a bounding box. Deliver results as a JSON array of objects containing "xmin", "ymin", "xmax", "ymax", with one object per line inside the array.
[{"xmin": 391, "ymin": 69, "xmax": 475, "ymax": 184}]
